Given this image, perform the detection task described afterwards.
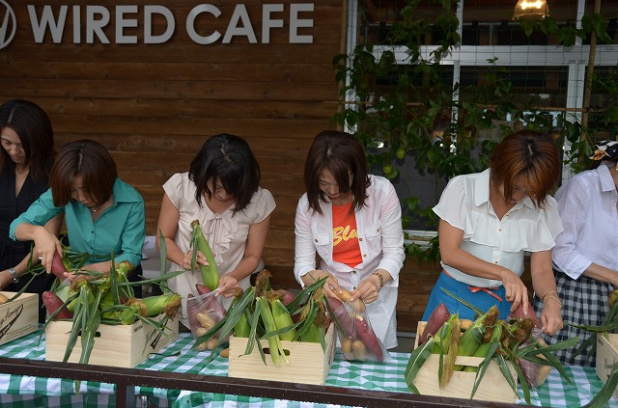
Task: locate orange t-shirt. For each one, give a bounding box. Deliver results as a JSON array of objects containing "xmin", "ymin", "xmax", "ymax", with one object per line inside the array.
[{"xmin": 332, "ymin": 202, "xmax": 362, "ymax": 268}]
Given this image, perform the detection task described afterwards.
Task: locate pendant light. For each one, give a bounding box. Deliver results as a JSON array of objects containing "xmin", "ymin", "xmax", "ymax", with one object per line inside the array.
[{"xmin": 513, "ymin": 0, "xmax": 550, "ymax": 20}]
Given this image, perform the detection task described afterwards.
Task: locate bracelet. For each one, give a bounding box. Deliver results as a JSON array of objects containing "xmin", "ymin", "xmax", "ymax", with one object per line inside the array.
[
  {"xmin": 370, "ymin": 272, "xmax": 384, "ymax": 289},
  {"xmin": 542, "ymin": 291, "xmax": 562, "ymax": 308},
  {"xmin": 8, "ymin": 268, "xmax": 19, "ymax": 284}
]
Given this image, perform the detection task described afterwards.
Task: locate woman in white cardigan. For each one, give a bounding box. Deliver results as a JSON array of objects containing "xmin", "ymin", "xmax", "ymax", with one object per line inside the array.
[{"xmin": 294, "ymin": 130, "xmax": 405, "ymax": 350}]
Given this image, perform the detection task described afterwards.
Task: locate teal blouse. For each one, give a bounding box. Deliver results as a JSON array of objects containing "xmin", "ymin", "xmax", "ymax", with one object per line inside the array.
[{"xmin": 9, "ymin": 178, "xmax": 145, "ymax": 267}]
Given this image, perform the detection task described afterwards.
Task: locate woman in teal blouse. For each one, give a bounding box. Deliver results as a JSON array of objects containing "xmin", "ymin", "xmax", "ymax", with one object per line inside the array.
[{"xmin": 9, "ymin": 140, "xmax": 145, "ymax": 296}]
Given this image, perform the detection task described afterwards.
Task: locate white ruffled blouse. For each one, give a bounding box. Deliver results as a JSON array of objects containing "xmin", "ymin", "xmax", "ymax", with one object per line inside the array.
[{"xmin": 433, "ymin": 169, "xmax": 563, "ymax": 288}]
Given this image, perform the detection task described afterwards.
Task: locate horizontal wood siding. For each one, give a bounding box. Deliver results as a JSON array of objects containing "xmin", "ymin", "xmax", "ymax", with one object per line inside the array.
[
  {"xmin": 0, "ymin": 0, "xmax": 472, "ymax": 332},
  {"xmin": 1, "ymin": 0, "xmax": 343, "ymax": 266}
]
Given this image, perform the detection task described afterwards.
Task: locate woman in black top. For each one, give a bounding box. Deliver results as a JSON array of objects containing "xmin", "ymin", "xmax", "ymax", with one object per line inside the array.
[{"xmin": 0, "ymin": 99, "xmax": 61, "ymax": 323}]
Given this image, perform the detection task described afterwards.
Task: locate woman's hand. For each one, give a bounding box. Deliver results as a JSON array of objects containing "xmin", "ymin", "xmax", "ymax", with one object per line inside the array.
[
  {"xmin": 32, "ymin": 227, "xmax": 63, "ymax": 274},
  {"xmin": 302, "ymin": 270, "xmax": 339, "ymax": 299},
  {"xmin": 182, "ymin": 249, "xmax": 209, "ymax": 271},
  {"xmin": 540, "ymin": 298, "xmax": 563, "ymax": 335},
  {"xmin": 353, "ymin": 275, "xmax": 381, "ymax": 304},
  {"xmin": 500, "ymin": 268, "xmax": 530, "ymax": 316},
  {"xmin": 217, "ymin": 274, "xmax": 239, "ymax": 298}
]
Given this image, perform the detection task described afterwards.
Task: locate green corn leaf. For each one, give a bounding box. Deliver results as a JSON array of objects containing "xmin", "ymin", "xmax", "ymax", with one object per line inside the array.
[
  {"xmin": 495, "ymin": 354, "xmax": 519, "ymax": 396},
  {"xmin": 569, "ymin": 321, "xmax": 618, "ymax": 332},
  {"xmin": 405, "ymin": 337, "xmax": 434, "ymax": 391},
  {"xmin": 285, "ymin": 277, "xmax": 327, "ymax": 312},
  {"xmin": 243, "ymin": 304, "xmax": 262, "ymax": 359},
  {"xmin": 295, "ymin": 301, "xmax": 318, "ymax": 340},
  {"xmin": 441, "ymin": 288, "xmax": 484, "ymax": 317},
  {"xmin": 510, "ymin": 353, "xmax": 532, "ymax": 405},
  {"xmin": 215, "ymin": 287, "xmax": 256, "ymax": 346}
]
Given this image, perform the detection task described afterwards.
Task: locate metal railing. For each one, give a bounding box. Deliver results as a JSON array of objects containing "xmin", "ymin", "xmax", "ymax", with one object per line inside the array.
[{"xmin": 0, "ymin": 356, "xmax": 520, "ymax": 408}]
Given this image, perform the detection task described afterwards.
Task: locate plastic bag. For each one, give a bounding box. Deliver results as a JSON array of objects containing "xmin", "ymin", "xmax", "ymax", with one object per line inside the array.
[
  {"xmin": 186, "ymin": 291, "xmax": 227, "ymax": 351},
  {"xmin": 326, "ymin": 296, "xmax": 390, "ymax": 362},
  {"xmin": 517, "ymin": 327, "xmax": 552, "ymax": 388}
]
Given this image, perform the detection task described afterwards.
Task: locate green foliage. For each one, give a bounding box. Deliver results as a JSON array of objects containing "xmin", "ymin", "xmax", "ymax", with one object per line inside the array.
[{"xmin": 332, "ymin": 0, "xmax": 616, "ymax": 262}]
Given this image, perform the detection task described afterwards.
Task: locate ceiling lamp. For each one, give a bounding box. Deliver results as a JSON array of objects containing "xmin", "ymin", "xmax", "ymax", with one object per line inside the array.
[{"xmin": 513, "ymin": 0, "xmax": 550, "ymax": 20}]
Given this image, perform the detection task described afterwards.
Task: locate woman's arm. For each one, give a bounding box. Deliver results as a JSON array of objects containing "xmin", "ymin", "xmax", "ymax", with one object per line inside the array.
[
  {"xmin": 530, "ymin": 250, "xmax": 563, "ymax": 335},
  {"xmin": 582, "ymin": 263, "xmax": 618, "ymax": 286},
  {"xmin": 217, "ymin": 215, "xmax": 272, "ymax": 297},
  {"xmin": 355, "ymin": 184, "xmax": 404, "ymax": 303},
  {"xmin": 0, "ymin": 213, "xmax": 65, "ymax": 288},
  {"xmin": 157, "ymin": 194, "xmax": 196, "ymax": 269}
]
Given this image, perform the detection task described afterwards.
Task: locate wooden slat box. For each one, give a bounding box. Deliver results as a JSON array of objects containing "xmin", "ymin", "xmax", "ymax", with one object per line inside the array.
[
  {"xmin": 413, "ymin": 321, "xmax": 518, "ymax": 403},
  {"xmin": 228, "ymin": 323, "xmax": 336, "ymax": 385},
  {"xmin": 45, "ymin": 317, "xmax": 178, "ymax": 368},
  {"xmin": 0, "ymin": 291, "xmax": 38, "ymax": 346},
  {"xmin": 596, "ymin": 332, "xmax": 618, "ymax": 400}
]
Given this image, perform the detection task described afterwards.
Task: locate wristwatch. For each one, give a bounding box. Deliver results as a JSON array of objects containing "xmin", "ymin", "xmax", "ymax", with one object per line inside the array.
[{"xmin": 8, "ymin": 268, "xmax": 19, "ymax": 283}]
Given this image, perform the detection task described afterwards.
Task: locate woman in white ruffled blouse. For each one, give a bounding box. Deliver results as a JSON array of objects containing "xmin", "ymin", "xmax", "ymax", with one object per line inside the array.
[
  {"xmin": 421, "ymin": 130, "xmax": 564, "ymax": 336},
  {"xmin": 157, "ymin": 134, "xmax": 275, "ymax": 328}
]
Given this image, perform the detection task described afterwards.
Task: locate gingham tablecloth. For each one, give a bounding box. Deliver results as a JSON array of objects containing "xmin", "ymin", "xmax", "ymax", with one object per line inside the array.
[{"xmin": 0, "ymin": 331, "xmax": 616, "ymax": 408}]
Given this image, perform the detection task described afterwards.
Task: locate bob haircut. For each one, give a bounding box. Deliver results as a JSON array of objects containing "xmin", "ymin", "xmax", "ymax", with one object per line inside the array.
[
  {"xmin": 50, "ymin": 140, "xmax": 117, "ymax": 208},
  {"xmin": 490, "ymin": 129, "xmax": 560, "ymax": 208},
  {"xmin": 189, "ymin": 133, "xmax": 260, "ymax": 213},
  {"xmin": 303, "ymin": 130, "xmax": 370, "ymax": 215},
  {"xmin": 0, "ymin": 99, "xmax": 55, "ymax": 183}
]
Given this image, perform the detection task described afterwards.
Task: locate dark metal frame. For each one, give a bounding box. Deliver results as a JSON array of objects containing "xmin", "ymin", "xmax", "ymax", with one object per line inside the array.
[{"xmin": 0, "ymin": 356, "xmax": 523, "ymax": 408}]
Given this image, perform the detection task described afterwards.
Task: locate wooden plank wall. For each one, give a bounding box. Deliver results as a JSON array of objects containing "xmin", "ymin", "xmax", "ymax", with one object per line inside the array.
[
  {"xmin": 1, "ymin": 0, "xmax": 342, "ymax": 265},
  {"xmin": 0, "ymin": 0, "xmax": 491, "ymax": 333}
]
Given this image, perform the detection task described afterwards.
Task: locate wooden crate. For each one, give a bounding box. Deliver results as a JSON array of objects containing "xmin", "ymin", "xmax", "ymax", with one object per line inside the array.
[
  {"xmin": 45, "ymin": 316, "xmax": 178, "ymax": 368},
  {"xmin": 412, "ymin": 321, "xmax": 518, "ymax": 403},
  {"xmin": 596, "ymin": 333, "xmax": 618, "ymax": 400},
  {"xmin": 0, "ymin": 292, "xmax": 38, "ymax": 346},
  {"xmin": 228, "ymin": 323, "xmax": 336, "ymax": 385}
]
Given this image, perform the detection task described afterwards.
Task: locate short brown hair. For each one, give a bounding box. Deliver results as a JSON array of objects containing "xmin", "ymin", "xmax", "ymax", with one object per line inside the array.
[
  {"xmin": 490, "ymin": 130, "xmax": 560, "ymax": 207},
  {"xmin": 50, "ymin": 140, "xmax": 117, "ymax": 207},
  {"xmin": 303, "ymin": 130, "xmax": 370, "ymax": 214}
]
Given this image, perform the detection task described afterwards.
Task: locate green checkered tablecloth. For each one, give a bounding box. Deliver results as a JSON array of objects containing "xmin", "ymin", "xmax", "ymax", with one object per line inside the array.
[{"xmin": 0, "ymin": 330, "xmax": 616, "ymax": 408}]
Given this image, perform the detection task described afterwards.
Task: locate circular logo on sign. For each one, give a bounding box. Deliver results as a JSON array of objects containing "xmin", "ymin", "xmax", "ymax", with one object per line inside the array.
[{"xmin": 0, "ymin": 0, "xmax": 16, "ymax": 50}]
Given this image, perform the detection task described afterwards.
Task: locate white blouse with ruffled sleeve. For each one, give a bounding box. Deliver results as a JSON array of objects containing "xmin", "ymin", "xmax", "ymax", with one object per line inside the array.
[{"xmin": 433, "ymin": 169, "xmax": 563, "ymax": 288}]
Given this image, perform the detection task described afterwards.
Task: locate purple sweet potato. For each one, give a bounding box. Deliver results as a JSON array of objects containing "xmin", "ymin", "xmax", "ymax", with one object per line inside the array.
[
  {"xmin": 42, "ymin": 291, "xmax": 73, "ymax": 320},
  {"xmin": 50, "ymin": 252, "xmax": 68, "ymax": 281},
  {"xmin": 280, "ymin": 289, "xmax": 296, "ymax": 306},
  {"xmin": 326, "ymin": 296, "xmax": 356, "ymax": 339},
  {"xmin": 419, "ymin": 302, "xmax": 450, "ymax": 345},
  {"xmin": 354, "ymin": 314, "xmax": 384, "ymax": 362}
]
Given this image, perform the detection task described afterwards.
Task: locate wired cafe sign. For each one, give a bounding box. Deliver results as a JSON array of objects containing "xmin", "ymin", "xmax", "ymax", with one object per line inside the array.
[{"xmin": 0, "ymin": 1, "xmax": 315, "ymax": 50}]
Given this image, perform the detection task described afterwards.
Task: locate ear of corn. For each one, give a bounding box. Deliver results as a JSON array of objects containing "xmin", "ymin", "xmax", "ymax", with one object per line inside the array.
[
  {"xmin": 234, "ymin": 310, "xmax": 251, "ymax": 338},
  {"xmin": 141, "ymin": 293, "xmax": 182, "ymax": 319},
  {"xmin": 430, "ymin": 313, "xmax": 460, "ymax": 388},
  {"xmin": 270, "ymin": 298, "xmax": 297, "ymax": 342},
  {"xmin": 191, "ymin": 220, "xmax": 219, "ymax": 291},
  {"xmin": 257, "ymin": 296, "xmax": 288, "ymax": 366},
  {"xmin": 469, "ymin": 322, "xmax": 504, "ymax": 399},
  {"xmin": 455, "ymin": 305, "xmax": 498, "ymax": 370},
  {"xmin": 464, "ymin": 321, "xmax": 503, "ymax": 372}
]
